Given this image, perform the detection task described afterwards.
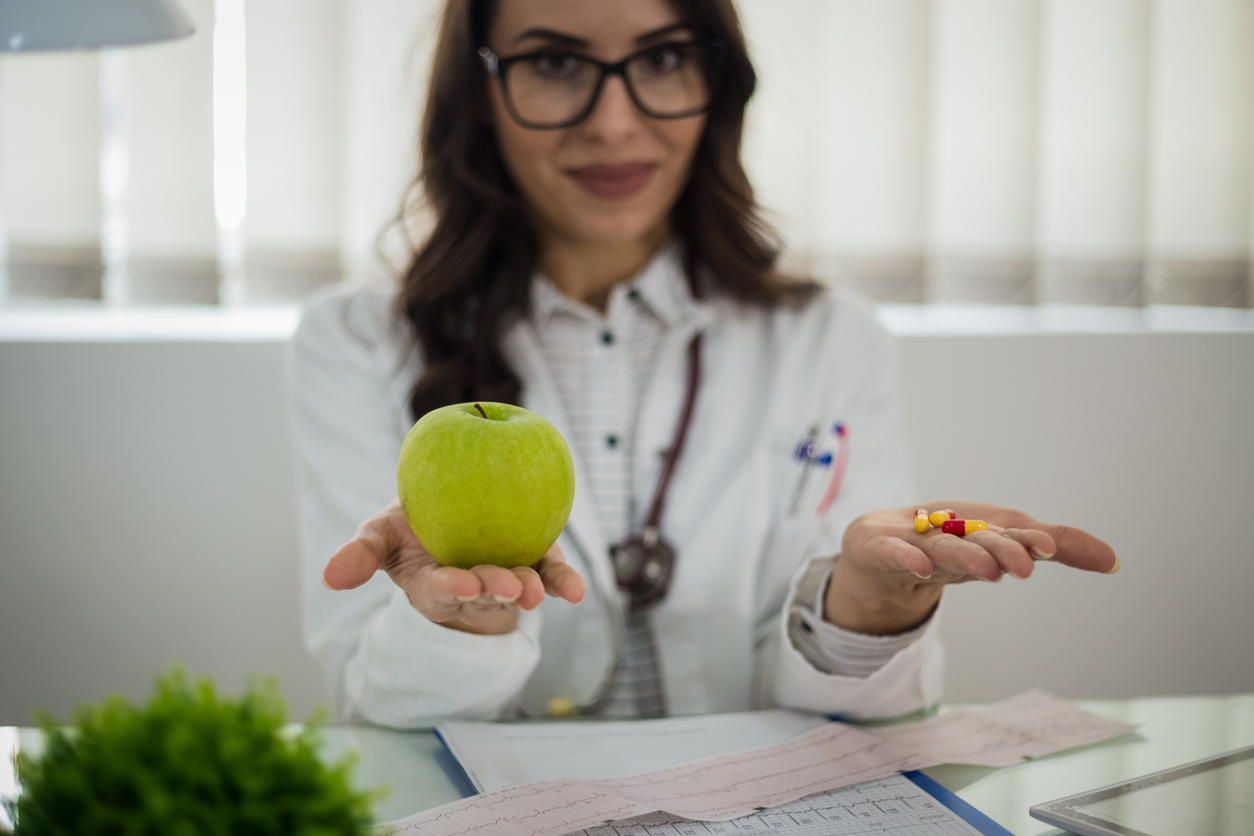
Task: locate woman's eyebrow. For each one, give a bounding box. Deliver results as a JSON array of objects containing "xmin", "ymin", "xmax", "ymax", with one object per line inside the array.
[
  {"xmin": 634, "ymin": 23, "xmax": 693, "ymax": 45},
  {"xmin": 512, "ymin": 28, "xmax": 587, "ymax": 48},
  {"xmin": 512, "ymin": 23, "xmax": 693, "ymax": 49}
]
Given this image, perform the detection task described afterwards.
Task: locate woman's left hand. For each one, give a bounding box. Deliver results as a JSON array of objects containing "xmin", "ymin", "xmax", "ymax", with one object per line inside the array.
[{"xmin": 827, "ymin": 502, "xmax": 1120, "ymax": 635}]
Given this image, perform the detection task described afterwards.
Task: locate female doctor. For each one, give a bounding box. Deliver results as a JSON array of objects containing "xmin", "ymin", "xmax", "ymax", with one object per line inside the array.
[{"xmin": 291, "ymin": 0, "xmax": 1119, "ymax": 728}]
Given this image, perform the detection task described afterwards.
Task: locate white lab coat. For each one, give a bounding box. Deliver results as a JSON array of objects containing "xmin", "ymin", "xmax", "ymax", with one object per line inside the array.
[{"xmin": 289, "ymin": 273, "xmax": 944, "ymax": 728}]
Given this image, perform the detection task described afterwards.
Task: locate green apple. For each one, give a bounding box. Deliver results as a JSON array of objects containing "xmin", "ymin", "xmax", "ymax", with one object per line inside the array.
[{"xmin": 397, "ymin": 402, "xmax": 576, "ymax": 569}]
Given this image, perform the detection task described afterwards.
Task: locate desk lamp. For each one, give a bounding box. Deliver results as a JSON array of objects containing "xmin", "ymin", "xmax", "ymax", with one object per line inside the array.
[{"xmin": 0, "ymin": 0, "xmax": 193, "ymax": 51}]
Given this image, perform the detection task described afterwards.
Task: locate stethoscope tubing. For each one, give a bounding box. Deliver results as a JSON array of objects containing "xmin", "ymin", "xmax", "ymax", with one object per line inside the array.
[{"xmin": 525, "ymin": 332, "xmax": 704, "ymax": 719}]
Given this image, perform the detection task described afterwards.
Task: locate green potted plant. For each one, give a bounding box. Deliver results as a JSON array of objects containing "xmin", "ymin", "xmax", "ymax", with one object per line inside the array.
[{"xmin": 4, "ymin": 669, "xmax": 380, "ymax": 835}]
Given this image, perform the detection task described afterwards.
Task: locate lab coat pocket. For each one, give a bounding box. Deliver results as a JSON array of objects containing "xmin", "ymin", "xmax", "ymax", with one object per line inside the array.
[{"xmin": 755, "ymin": 439, "xmax": 830, "ymax": 619}]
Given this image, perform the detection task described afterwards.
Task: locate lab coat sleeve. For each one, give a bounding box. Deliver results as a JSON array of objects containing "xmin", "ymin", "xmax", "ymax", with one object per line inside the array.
[
  {"xmin": 759, "ymin": 295, "xmax": 945, "ymax": 720},
  {"xmin": 289, "ymin": 287, "xmax": 542, "ymax": 727},
  {"xmin": 788, "ymin": 563, "xmax": 933, "ymax": 678}
]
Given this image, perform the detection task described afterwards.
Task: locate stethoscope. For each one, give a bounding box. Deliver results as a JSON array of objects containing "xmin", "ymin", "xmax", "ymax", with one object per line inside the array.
[{"xmin": 559, "ymin": 332, "xmax": 703, "ymax": 718}]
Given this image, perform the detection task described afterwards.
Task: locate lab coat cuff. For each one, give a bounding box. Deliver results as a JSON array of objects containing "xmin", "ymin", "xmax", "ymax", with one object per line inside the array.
[
  {"xmin": 789, "ymin": 563, "xmax": 933, "ymax": 678},
  {"xmin": 771, "ymin": 555, "xmax": 944, "ymax": 720},
  {"xmin": 345, "ymin": 586, "xmax": 543, "ymax": 727}
]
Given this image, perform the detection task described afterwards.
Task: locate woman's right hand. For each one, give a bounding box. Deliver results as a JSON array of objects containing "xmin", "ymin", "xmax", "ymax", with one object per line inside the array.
[{"xmin": 321, "ymin": 500, "xmax": 586, "ymax": 635}]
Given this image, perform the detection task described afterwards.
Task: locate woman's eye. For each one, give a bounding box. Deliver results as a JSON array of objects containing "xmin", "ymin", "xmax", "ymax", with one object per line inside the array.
[
  {"xmin": 640, "ymin": 46, "xmax": 683, "ymax": 74},
  {"xmin": 532, "ymin": 51, "xmax": 582, "ymax": 78}
]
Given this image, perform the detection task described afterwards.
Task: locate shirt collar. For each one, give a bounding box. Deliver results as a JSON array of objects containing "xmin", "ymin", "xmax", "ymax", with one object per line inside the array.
[{"xmin": 529, "ymin": 242, "xmax": 699, "ymax": 330}]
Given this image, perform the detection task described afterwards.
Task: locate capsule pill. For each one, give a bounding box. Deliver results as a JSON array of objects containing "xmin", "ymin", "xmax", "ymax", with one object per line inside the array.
[
  {"xmin": 914, "ymin": 509, "xmax": 930, "ymax": 533},
  {"xmin": 929, "ymin": 510, "xmax": 955, "ymax": 528},
  {"xmin": 941, "ymin": 519, "xmax": 989, "ymax": 536}
]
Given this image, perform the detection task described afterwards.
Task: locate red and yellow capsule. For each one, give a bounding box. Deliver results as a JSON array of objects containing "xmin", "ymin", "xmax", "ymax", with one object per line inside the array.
[
  {"xmin": 929, "ymin": 510, "xmax": 956, "ymax": 528},
  {"xmin": 941, "ymin": 519, "xmax": 988, "ymax": 536},
  {"xmin": 914, "ymin": 509, "xmax": 930, "ymax": 533}
]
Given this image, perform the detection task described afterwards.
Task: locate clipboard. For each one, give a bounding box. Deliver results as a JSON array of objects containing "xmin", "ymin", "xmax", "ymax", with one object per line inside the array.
[{"xmin": 434, "ymin": 729, "xmax": 1015, "ymax": 836}]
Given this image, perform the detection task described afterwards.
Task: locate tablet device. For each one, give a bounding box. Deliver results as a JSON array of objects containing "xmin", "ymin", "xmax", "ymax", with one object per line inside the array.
[{"xmin": 1029, "ymin": 743, "xmax": 1254, "ymax": 836}]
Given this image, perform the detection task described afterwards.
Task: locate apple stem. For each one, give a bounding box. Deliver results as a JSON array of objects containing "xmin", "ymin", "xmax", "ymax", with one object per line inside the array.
[{"xmin": 474, "ymin": 403, "xmax": 487, "ymax": 419}]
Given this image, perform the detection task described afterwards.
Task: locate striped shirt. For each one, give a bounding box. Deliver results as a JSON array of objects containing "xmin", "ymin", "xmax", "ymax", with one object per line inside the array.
[{"xmin": 530, "ymin": 248, "xmax": 922, "ymax": 716}]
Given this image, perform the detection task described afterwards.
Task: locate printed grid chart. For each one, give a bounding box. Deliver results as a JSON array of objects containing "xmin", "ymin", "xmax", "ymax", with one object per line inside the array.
[{"xmin": 573, "ymin": 775, "xmax": 984, "ymax": 836}]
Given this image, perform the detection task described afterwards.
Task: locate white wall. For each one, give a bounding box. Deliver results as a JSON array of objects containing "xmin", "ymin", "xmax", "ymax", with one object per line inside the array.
[
  {"xmin": 0, "ymin": 339, "xmax": 322, "ymax": 723},
  {"xmin": 900, "ymin": 329, "xmax": 1254, "ymax": 700},
  {"xmin": 0, "ymin": 322, "xmax": 1251, "ymax": 725}
]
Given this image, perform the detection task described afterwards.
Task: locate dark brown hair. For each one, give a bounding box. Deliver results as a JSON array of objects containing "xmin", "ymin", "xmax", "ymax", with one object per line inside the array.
[{"xmin": 396, "ymin": 0, "xmax": 817, "ymax": 421}]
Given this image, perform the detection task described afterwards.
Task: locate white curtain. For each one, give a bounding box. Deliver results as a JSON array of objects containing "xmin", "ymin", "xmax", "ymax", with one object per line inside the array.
[{"xmin": 1, "ymin": 0, "xmax": 1250, "ymax": 306}]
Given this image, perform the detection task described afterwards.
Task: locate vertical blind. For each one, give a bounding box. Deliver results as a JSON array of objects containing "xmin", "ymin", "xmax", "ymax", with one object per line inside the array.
[{"xmin": 0, "ymin": 0, "xmax": 1250, "ymax": 307}]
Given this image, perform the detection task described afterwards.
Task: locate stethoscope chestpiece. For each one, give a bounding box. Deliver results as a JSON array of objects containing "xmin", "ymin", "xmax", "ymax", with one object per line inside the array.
[{"xmin": 611, "ymin": 525, "xmax": 676, "ymax": 610}]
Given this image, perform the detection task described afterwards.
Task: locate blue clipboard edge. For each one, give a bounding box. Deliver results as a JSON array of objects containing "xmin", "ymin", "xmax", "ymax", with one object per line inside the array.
[
  {"xmin": 432, "ymin": 727, "xmax": 481, "ymax": 798},
  {"xmin": 905, "ymin": 770, "xmax": 1014, "ymax": 836}
]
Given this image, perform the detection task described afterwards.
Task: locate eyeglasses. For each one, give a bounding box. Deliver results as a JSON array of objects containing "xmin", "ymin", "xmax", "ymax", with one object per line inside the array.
[{"xmin": 478, "ymin": 40, "xmax": 723, "ymax": 130}]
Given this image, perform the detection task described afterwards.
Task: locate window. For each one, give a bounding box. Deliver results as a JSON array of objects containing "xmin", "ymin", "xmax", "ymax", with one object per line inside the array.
[{"xmin": 1, "ymin": 0, "xmax": 1250, "ymax": 309}]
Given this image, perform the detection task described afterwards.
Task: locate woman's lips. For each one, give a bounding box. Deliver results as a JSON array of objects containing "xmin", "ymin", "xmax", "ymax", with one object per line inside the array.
[{"xmin": 565, "ymin": 162, "xmax": 657, "ymax": 199}]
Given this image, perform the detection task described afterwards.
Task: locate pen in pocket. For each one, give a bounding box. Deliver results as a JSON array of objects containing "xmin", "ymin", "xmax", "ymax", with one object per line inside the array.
[
  {"xmin": 788, "ymin": 425, "xmax": 833, "ymax": 515},
  {"xmin": 815, "ymin": 423, "xmax": 849, "ymax": 518}
]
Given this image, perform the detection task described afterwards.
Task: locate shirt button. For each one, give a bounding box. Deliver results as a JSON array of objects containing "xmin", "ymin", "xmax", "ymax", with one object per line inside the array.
[
  {"xmin": 606, "ymin": 434, "xmax": 619, "ymax": 449},
  {"xmin": 600, "ymin": 330, "xmax": 614, "ymax": 346}
]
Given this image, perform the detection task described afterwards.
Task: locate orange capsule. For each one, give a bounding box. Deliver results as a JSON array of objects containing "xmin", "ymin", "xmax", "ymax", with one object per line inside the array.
[
  {"xmin": 929, "ymin": 510, "xmax": 955, "ymax": 528},
  {"xmin": 941, "ymin": 519, "xmax": 988, "ymax": 536},
  {"xmin": 914, "ymin": 509, "xmax": 930, "ymax": 533}
]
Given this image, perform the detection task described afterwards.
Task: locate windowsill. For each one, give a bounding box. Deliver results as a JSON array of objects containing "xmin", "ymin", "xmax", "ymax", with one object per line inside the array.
[
  {"xmin": 0, "ymin": 302, "xmax": 301, "ymax": 342},
  {"xmin": 878, "ymin": 304, "xmax": 1254, "ymax": 336},
  {"xmin": 0, "ymin": 301, "xmax": 1251, "ymax": 343}
]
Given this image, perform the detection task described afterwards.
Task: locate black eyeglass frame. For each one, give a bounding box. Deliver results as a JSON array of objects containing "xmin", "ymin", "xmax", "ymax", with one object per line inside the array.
[{"xmin": 478, "ymin": 39, "xmax": 725, "ymax": 130}]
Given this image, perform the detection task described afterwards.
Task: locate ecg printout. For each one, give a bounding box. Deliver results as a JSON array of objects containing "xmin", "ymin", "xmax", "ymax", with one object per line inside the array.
[
  {"xmin": 573, "ymin": 775, "xmax": 986, "ymax": 836},
  {"xmin": 379, "ymin": 690, "xmax": 1135, "ymax": 836},
  {"xmin": 380, "ymin": 722, "xmax": 923, "ymax": 836},
  {"xmin": 870, "ymin": 689, "xmax": 1135, "ymax": 767}
]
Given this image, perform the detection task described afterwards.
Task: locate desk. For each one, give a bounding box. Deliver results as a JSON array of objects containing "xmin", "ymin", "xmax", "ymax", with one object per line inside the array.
[{"xmin": 4, "ymin": 695, "xmax": 1253, "ymax": 835}]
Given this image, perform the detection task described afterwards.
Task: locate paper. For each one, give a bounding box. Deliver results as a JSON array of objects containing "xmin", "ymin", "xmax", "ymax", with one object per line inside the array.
[
  {"xmin": 574, "ymin": 774, "xmax": 985, "ymax": 836},
  {"xmin": 872, "ymin": 689, "xmax": 1138, "ymax": 767},
  {"xmin": 381, "ymin": 722, "xmax": 921, "ymax": 835},
  {"xmin": 438, "ymin": 710, "xmax": 832, "ymax": 794},
  {"xmin": 380, "ymin": 690, "xmax": 1135, "ymax": 836}
]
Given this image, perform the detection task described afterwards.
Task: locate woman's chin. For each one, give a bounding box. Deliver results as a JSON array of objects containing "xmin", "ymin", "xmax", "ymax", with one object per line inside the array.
[{"xmin": 551, "ymin": 209, "xmax": 670, "ymax": 249}]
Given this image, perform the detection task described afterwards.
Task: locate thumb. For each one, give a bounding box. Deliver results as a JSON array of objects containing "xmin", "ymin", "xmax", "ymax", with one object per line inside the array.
[
  {"xmin": 323, "ymin": 537, "xmax": 388, "ymax": 590},
  {"xmin": 322, "ymin": 504, "xmax": 405, "ymax": 590}
]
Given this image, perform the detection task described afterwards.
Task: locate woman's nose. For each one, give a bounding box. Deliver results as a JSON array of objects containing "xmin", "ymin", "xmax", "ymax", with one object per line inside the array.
[{"xmin": 579, "ymin": 74, "xmax": 642, "ymax": 140}]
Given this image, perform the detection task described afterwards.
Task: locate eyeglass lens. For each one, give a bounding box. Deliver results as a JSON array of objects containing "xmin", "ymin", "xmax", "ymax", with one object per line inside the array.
[{"xmin": 504, "ymin": 43, "xmax": 713, "ymax": 127}]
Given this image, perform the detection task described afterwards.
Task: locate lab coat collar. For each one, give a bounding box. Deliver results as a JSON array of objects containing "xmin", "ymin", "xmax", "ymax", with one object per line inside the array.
[{"xmin": 528, "ymin": 242, "xmax": 699, "ymax": 331}]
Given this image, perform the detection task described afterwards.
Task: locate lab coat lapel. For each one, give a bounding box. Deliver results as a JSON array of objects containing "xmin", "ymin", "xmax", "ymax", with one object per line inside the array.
[{"xmin": 501, "ymin": 320, "xmax": 616, "ymax": 599}]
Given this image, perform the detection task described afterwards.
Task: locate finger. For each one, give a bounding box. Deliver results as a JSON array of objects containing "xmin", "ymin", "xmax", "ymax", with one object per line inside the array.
[
  {"xmin": 965, "ymin": 530, "xmax": 1034, "ymax": 580},
  {"xmin": 421, "ymin": 564, "xmax": 484, "ymax": 603},
  {"xmin": 512, "ymin": 566, "xmax": 546, "ymax": 610},
  {"xmin": 919, "ymin": 533, "xmax": 1002, "ymax": 582},
  {"xmin": 1036, "ymin": 523, "xmax": 1120, "ymax": 573},
  {"xmin": 996, "ymin": 527, "xmax": 1058, "ymax": 561},
  {"xmin": 470, "ymin": 564, "xmax": 525, "ymax": 603},
  {"xmin": 928, "ymin": 502, "xmax": 1116, "ymax": 574},
  {"xmin": 536, "ymin": 545, "xmax": 586, "ymax": 604},
  {"xmin": 862, "ymin": 534, "xmax": 935, "ymax": 579}
]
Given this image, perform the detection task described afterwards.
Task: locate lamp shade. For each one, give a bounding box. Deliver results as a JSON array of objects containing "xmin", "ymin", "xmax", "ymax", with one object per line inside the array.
[{"xmin": 1, "ymin": 0, "xmax": 194, "ymax": 52}]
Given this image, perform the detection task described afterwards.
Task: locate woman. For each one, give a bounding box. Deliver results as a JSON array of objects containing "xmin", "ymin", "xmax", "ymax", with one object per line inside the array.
[{"xmin": 292, "ymin": 0, "xmax": 1118, "ymax": 727}]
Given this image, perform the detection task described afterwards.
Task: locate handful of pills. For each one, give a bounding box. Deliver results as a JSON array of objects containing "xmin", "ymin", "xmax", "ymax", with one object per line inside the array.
[{"xmin": 914, "ymin": 508, "xmax": 988, "ymax": 536}]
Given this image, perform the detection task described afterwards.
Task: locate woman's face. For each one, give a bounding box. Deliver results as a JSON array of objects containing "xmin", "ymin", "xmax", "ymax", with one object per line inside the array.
[{"xmin": 485, "ymin": 0, "xmax": 707, "ymax": 250}]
